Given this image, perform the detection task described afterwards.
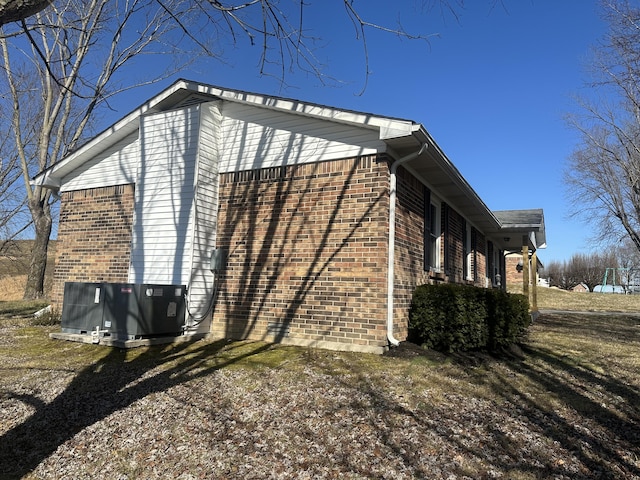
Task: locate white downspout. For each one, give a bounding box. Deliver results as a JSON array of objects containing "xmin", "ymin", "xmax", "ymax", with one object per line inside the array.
[{"xmin": 387, "ymin": 143, "xmax": 428, "ymax": 347}]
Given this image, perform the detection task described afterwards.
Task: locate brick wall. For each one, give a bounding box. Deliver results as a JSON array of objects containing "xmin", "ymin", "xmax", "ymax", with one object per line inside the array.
[
  {"xmin": 50, "ymin": 158, "xmax": 494, "ymax": 352},
  {"xmin": 52, "ymin": 184, "xmax": 135, "ymax": 308},
  {"xmin": 473, "ymin": 229, "xmax": 487, "ymax": 287},
  {"xmin": 505, "ymin": 254, "xmax": 523, "ymax": 288},
  {"xmin": 393, "ymin": 168, "xmax": 492, "ymax": 340},
  {"xmin": 213, "ymin": 156, "xmax": 390, "ymax": 353},
  {"xmin": 394, "ymin": 167, "xmax": 429, "ymax": 340}
]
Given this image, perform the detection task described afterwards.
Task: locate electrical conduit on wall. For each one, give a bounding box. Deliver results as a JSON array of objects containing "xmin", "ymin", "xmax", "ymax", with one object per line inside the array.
[{"xmin": 387, "ymin": 143, "xmax": 428, "ymax": 347}]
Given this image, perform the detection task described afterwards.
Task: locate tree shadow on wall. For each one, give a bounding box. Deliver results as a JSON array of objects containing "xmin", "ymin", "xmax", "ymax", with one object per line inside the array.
[{"xmin": 217, "ymin": 120, "xmax": 388, "ymax": 344}]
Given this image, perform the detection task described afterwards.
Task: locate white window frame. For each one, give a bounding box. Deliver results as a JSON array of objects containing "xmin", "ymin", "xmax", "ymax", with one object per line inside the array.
[
  {"xmin": 429, "ymin": 198, "xmax": 442, "ymax": 272},
  {"xmin": 465, "ymin": 222, "xmax": 473, "ymax": 281}
]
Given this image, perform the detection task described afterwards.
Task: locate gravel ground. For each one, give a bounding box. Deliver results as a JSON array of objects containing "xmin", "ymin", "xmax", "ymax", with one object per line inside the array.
[{"xmin": 1, "ymin": 315, "xmax": 639, "ymax": 480}]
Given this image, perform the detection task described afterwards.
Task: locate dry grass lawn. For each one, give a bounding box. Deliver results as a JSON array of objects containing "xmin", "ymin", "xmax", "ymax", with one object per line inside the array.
[
  {"xmin": 1, "ymin": 285, "xmax": 639, "ymax": 479},
  {"xmin": 517, "ymin": 284, "xmax": 640, "ymax": 313},
  {"xmin": 0, "ymin": 240, "xmax": 56, "ymax": 302}
]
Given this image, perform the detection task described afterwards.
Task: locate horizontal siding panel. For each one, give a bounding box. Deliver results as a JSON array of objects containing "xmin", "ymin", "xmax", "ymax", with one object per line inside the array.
[
  {"xmin": 196, "ymin": 168, "xmax": 218, "ymax": 183},
  {"xmin": 142, "ymin": 147, "xmax": 199, "ymax": 160},
  {"xmin": 135, "ymin": 184, "xmax": 196, "ymax": 197},
  {"xmin": 61, "ymin": 133, "xmax": 139, "ymax": 192},
  {"xmin": 131, "ymin": 248, "xmax": 184, "ymax": 258},
  {"xmin": 192, "ymin": 228, "xmax": 216, "ymax": 242},
  {"xmin": 134, "ymin": 198, "xmax": 193, "ymax": 210},
  {"xmin": 186, "ymin": 102, "xmax": 221, "ymax": 321},
  {"xmin": 194, "ymin": 184, "xmax": 217, "ymax": 196},
  {"xmin": 188, "ymin": 286, "xmax": 213, "ymax": 297},
  {"xmin": 136, "ymin": 174, "xmax": 196, "ymax": 187},
  {"xmin": 218, "ymin": 103, "xmax": 383, "ymax": 173}
]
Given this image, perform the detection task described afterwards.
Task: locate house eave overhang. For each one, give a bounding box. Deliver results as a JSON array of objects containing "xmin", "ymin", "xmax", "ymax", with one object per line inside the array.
[
  {"xmin": 381, "ymin": 129, "xmax": 547, "ymax": 254},
  {"xmin": 383, "ymin": 126, "xmax": 502, "ymax": 235},
  {"xmin": 32, "ymin": 79, "xmax": 420, "ymax": 188},
  {"xmin": 183, "ymin": 80, "xmax": 419, "ymax": 138}
]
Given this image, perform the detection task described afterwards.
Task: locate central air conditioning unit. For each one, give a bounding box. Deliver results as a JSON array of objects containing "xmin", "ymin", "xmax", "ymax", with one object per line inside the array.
[
  {"xmin": 102, "ymin": 284, "xmax": 186, "ymax": 339},
  {"xmin": 60, "ymin": 282, "xmax": 186, "ymax": 340},
  {"xmin": 60, "ymin": 282, "xmax": 105, "ymax": 334}
]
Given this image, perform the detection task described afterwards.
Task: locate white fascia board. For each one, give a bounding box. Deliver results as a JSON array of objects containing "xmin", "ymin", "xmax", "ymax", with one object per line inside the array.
[
  {"xmin": 32, "ymin": 80, "xmax": 191, "ymax": 185},
  {"xmin": 530, "ymin": 230, "xmax": 547, "ymax": 250},
  {"xmin": 186, "ymin": 81, "xmax": 417, "ymax": 140},
  {"xmin": 33, "ymin": 79, "xmax": 416, "ymax": 184},
  {"xmin": 31, "ymin": 169, "xmax": 61, "ymax": 189}
]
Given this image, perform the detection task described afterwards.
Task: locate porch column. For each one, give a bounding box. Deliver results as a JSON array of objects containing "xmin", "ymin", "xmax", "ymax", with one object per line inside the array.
[
  {"xmin": 522, "ymin": 245, "xmax": 529, "ymax": 302},
  {"xmin": 531, "ymin": 250, "xmax": 538, "ymax": 312}
]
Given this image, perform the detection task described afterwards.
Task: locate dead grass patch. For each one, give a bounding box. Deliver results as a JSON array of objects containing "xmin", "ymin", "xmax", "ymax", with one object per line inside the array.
[
  {"xmin": 513, "ymin": 284, "xmax": 640, "ymax": 312},
  {"xmin": 1, "ymin": 306, "xmax": 638, "ymax": 479},
  {"xmin": 0, "ymin": 274, "xmax": 28, "ymax": 302},
  {"xmin": 0, "ymin": 240, "xmax": 57, "ymax": 301}
]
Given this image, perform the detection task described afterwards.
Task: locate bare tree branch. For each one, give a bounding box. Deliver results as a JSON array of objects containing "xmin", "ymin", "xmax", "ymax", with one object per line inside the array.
[
  {"xmin": 0, "ymin": 0, "xmax": 458, "ymax": 299},
  {"xmin": 566, "ymin": 0, "xmax": 640, "ymax": 255}
]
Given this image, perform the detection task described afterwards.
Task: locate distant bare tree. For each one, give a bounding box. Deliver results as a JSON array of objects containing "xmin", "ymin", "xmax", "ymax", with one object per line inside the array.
[
  {"xmin": 542, "ymin": 259, "xmax": 579, "ymax": 290},
  {"xmin": 0, "ymin": 132, "xmax": 29, "ymax": 254},
  {"xmin": 565, "ymin": 0, "xmax": 640, "ymax": 254},
  {"xmin": 0, "ymin": 0, "xmax": 209, "ymax": 298},
  {"xmin": 611, "ymin": 237, "xmax": 640, "ymax": 290},
  {"xmin": 0, "ymin": 0, "xmax": 439, "ymax": 299},
  {"xmin": 541, "ymin": 259, "xmax": 563, "ymax": 288},
  {"xmin": 542, "ymin": 251, "xmax": 619, "ymax": 291},
  {"xmin": 571, "ymin": 251, "xmax": 618, "ymax": 292}
]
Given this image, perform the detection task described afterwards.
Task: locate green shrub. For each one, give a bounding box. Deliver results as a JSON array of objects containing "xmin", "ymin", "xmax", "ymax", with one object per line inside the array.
[
  {"xmin": 409, "ymin": 284, "xmax": 530, "ymax": 353},
  {"xmin": 485, "ymin": 289, "xmax": 530, "ymax": 350}
]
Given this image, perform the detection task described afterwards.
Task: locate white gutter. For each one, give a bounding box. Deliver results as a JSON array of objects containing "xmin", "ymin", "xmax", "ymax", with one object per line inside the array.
[{"xmin": 387, "ymin": 143, "xmax": 428, "ymax": 347}]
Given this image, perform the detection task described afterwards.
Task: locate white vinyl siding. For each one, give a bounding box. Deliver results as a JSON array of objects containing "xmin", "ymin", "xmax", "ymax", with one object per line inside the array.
[
  {"xmin": 61, "ymin": 132, "xmax": 139, "ymax": 192},
  {"xmin": 129, "ymin": 106, "xmax": 200, "ymax": 286},
  {"xmin": 57, "ymin": 97, "xmax": 384, "ymax": 327},
  {"xmin": 186, "ymin": 101, "xmax": 221, "ymax": 324},
  {"xmin": 465, "ymin": 222, "xmax": 473, "ymax": 281},
  {"xmin": 218, "ymin": 102, "xmax": 383, "ymax": 173}
]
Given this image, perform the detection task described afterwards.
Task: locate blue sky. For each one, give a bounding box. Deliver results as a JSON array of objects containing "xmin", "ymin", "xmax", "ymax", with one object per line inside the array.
[{"xmin": 106, "ymin": 0, "xmax": 607, "ymax": 264}]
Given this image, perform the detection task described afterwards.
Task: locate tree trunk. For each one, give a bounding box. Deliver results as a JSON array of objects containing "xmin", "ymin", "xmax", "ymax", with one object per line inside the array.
[
  {"xmin": 23, "ymin": 197, "xmax": 52, "ymax": 300},
  {"xmin": 0, "ymin": 0, "xmax": 50, "ymax": 25}
]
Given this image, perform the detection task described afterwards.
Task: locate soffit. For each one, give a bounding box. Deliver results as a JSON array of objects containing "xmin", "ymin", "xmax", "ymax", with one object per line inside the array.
[{"xmin": 385, "ymin": 133, "xmax": 502, "ymax": 236}]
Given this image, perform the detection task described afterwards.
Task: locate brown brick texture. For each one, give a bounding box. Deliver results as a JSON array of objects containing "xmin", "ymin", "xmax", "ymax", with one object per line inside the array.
[
  {"xmin": 393, "ymin": 167, "xmax": 429, "ymax": 341},
  {"xmin": 213, "ymin": 156, "xmax": 390, "ymax": 351},
  {"xmin": 393, "ymin": 167, "xmax": 490, "ymax": 339},
  {"xmin": 444, "ymin": 204, "xmax": 465, "ymax": 282},
  {"xmin": 506, "ymin": 255, "xmax": 525, "ymax": 288},
  {"xmin": 50, "ymin": 158, "xmax": 493, "ymax": 352},
  {"xmin": 52, "ymin": 185, "xmax": 134, "ymax": 308}
]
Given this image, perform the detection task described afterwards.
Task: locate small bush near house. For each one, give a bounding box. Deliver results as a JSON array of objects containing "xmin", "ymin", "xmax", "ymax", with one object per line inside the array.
[
  {"xmin": 408, "ymin": 283, "xmax": 530, "ymax": 353},
  {"xmin": 484, "ymin": 288, "xmax": 530, "ymax": 351}
]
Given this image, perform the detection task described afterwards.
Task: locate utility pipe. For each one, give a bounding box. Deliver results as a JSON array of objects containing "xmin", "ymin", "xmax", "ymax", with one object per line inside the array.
[{"xmin": 387, "ymin": 143, "xmax": 428, "ymax": 347}]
